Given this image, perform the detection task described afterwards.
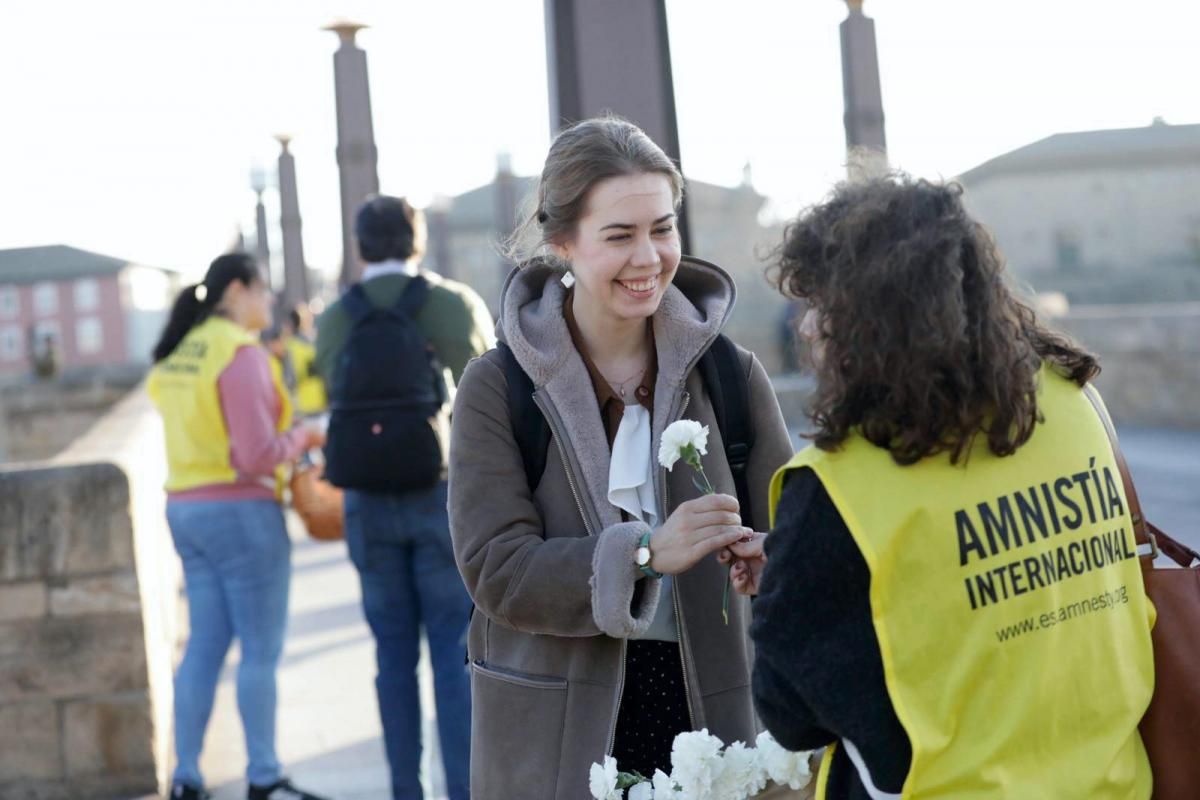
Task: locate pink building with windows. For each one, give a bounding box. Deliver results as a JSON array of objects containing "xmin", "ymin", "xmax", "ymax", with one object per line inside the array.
[{"xmin": 0, "ymin": 245, "xmax": 179, "ymax": 379}]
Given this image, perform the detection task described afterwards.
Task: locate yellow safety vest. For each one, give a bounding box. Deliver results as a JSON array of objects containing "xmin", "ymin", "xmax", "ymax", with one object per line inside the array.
[
  {"xmin": 286, "ymin": 335, "xmax": 327, "ymax": 416},
  {"xmin": 769, "ymin": 369, "xmax": 1154, "ymax": 800},
  {"xmin": 148, "ymin": 316, "xmax": 292, "ymax": 498}
]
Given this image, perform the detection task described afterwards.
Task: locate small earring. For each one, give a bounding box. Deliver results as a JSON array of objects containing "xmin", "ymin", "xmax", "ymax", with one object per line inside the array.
[{"xmin": 560, "ymin": 271, "xmax": 576, "ymax": 288}]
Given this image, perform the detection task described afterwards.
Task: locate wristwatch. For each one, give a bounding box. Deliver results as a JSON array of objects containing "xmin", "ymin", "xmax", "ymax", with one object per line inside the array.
[{"xmin": 635, "ymin": 531, "xmax": 663, "ymax": 579}]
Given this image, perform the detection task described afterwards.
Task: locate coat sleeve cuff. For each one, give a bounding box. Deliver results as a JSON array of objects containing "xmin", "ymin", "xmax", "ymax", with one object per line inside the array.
[{"xmin": 590, "ymin": 521, "xmax": 662, "ymax": 638}]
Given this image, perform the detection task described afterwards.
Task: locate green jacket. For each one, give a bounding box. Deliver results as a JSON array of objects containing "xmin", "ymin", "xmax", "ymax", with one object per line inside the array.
[{"xmin": 314, "ymin": 271, "xmax": 495, "ymax": 391}]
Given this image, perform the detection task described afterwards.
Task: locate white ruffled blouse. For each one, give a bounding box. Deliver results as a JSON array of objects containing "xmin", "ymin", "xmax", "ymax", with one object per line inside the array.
[{"xmin": 608, "ymin": 403, "xmax": 679, "ymax": 642}]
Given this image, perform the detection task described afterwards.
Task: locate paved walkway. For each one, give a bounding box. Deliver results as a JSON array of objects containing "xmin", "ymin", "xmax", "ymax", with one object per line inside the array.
[{"xmin": 198, "ymin": 516, "xmax": 447, "ymax": 800}]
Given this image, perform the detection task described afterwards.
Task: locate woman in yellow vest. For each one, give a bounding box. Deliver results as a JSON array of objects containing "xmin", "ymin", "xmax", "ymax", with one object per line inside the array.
[
  {"xmin": 284, "ymin": 305, "xmax": 327, "ymax": 417},
  {"xmin": 147, "ymin": 253, "xmax": 328, "ymax": 800},
  {"xmin": 731, "ymin": 176, "xmax": 1155, "ymax": 799}
]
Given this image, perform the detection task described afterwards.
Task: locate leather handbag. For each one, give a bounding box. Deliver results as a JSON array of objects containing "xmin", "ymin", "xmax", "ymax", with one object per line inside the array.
[
  {"xmin": 1086, "ymin": 386, "xmax": 1200, "ymax": 799},
  {"xmin": 290, "ymin": 462, "xmax": 345, "ymax": 541}
]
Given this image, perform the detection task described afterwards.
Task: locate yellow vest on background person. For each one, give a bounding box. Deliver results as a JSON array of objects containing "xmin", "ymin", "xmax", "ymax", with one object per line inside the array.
[
  {"xmin": 769, "ymin": 369, "xmax": 1155, "ymax": 800},
  {"xmin": 285, "ymin": 335, "xmax": 327, "ymax": 416},
  {"xmin": 148, "ymin": 315, "xmax": 293, "ymax": 498}
]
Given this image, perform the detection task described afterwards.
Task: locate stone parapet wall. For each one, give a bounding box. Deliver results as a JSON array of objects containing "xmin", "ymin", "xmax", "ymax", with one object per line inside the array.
[
  {"xmin": 0, "ymin": 388, "xmax": 178, "ymax": 798},
  {"xmin": 1052, "ymin": 302, "xmax": 1200, "ymax": 429},
  {"xmin": 769, "ymin": 305, "xmax": 1200, "ymax": 433}
]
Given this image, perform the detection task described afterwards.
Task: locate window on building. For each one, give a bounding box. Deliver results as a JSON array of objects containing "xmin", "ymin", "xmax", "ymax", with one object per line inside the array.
[
  {"xmin": 0, "ymin": 325, "xmax": 22, "ymax": 362},
  {"xmin": 76, "ymin": 317, "xmax": 103, "ymax": 355},
  {"xmin": 33, "ymin": 282, "xmax": 58, "ymax": 316},
  {"xmin": 0, "ymin": 286, "xmax": 17, "ymax": 318},
  {"xmin": 74, "ymin": 278, "xmax": 100, "ymax": 311}
]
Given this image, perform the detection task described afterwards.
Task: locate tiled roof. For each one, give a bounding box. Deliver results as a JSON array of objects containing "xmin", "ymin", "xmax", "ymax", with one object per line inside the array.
[
  {"xmin": 959, "ymin": 122, "xmax": 1200, "ymax": 184},
  {"xmin": 0, "ymin": 245, "xmax": 174, "ymax": 285}
]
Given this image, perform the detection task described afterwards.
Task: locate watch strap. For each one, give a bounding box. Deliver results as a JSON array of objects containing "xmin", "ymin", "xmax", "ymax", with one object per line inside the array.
[{"xmin": 637, "ymin": 530, "xmax": 663, "ymax": 579}]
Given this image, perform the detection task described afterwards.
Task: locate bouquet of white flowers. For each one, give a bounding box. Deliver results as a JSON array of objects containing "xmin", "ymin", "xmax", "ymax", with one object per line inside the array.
[{"xmin": 589, "ymin": 729, "xmax": 815, "ymax": 800}]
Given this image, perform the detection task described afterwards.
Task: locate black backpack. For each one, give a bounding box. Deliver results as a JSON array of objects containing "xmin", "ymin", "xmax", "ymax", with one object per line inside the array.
[
  {"xmin": 324, "ymin": 276, "xmax": 446, "ymax": 493},
  {"xmin": 496, "ymin": 334, "xmax": 757, "ymax": 529}
]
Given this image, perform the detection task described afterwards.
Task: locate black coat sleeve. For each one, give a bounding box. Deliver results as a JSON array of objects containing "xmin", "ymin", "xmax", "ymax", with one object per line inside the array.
[{"xmin": 750, "ymin": 467, "xmax": 912, "ymax": 795}]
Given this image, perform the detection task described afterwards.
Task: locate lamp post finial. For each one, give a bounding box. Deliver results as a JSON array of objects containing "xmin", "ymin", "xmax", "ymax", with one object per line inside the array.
[{"xmin": 323, "ymin": 19, "xmax": 369, "ymax": 46}]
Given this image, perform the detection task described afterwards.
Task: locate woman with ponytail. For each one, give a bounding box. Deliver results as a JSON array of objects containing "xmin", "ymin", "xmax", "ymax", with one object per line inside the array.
[{"xmin": 148, "ymin": 253, "xmax": 329, "ymax": 800}]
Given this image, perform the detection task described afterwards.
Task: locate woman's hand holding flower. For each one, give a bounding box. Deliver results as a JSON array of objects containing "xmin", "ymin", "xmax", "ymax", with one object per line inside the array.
[{"xmin": 650, "ymin": 494, "xmax": 751, "ymax": 576}]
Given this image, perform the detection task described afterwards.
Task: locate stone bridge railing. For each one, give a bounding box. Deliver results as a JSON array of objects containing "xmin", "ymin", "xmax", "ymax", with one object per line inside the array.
[
  {"xmin": 1053, "ymin": 302, "xmax": 1200, "ymax": 429},
  {"xmin": 771, "ymin": 302, "xmax": 1200, "ymax": 432},
  {"xmin": 0, "ymin": 388, "xmax": 179, "ymax": 798}
]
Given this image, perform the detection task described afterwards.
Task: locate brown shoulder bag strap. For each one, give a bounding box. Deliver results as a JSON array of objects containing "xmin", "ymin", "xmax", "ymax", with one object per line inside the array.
[{"xmin": 1083, "ymin": 383, "xmax": 1199, "ymax": 569}]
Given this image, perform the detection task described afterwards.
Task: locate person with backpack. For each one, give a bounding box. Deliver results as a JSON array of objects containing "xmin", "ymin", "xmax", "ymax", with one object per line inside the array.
[
  {"xmin": 314, "ymin": 195, "xmax": 494, "ymax": 800},
  {"xmin": 148, "ymin": 253, "xmax": 329, "ymax": 800},
  {"xmin": 446, "ymin": 116, "xmax": 795, "ymax": 798}
]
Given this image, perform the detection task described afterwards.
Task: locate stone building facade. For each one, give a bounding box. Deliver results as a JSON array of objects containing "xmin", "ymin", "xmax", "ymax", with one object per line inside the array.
[
  {"xmin": 0, "ymin": 245, "xmax": 178, "ymax": 381},
  {"xmin": 958, "ymin": 121, "xmax": 1200, "ymax": 305}
]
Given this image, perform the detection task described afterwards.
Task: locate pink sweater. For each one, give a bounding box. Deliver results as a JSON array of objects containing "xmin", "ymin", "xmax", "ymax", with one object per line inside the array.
[{"xmin": 169, "ymin": 345, "xmax": 308, "ymax": 502}]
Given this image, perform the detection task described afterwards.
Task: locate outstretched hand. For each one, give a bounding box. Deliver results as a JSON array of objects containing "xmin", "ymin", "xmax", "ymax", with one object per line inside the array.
[{"xmin": 719, "ymin": 531, "xmax": 767, "ymax": 596}]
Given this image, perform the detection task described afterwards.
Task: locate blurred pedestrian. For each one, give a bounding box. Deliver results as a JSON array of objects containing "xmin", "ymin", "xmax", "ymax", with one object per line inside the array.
[
  {"xmin": 315, "ymin": 196, "xmax": 493, "ymax": 800},
  {"xmin": 283, "ymin": 304, "xmax": 327, "ymax": 417},
  {"xmin": 148, "ymin": 252, "xmax": 330, "ymax": 800}
]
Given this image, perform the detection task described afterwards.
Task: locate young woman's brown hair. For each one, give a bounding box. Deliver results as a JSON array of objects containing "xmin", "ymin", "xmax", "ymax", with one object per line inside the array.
[
  {"xmin": 505, "ymin": 114, "xmax": 683, "ymax": 266},
  {"xmin": 773, "ymin": 174, "xmax": 1098, "ymax": 465}
]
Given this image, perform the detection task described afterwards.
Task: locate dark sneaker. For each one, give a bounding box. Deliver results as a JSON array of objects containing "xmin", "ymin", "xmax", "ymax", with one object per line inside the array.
[
  {"xmin": 170, "ymin": 785, "xmax": 210, "ymax": 800},
  {"xmin": 247, "ymin": 778, "xmax": 330, "ymax": 800}
]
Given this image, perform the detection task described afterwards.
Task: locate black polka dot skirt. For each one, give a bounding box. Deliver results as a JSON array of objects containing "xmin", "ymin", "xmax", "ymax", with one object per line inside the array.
[{"xmin": 611, "ymin": 639, "xmax": 692, "ymax": 778}]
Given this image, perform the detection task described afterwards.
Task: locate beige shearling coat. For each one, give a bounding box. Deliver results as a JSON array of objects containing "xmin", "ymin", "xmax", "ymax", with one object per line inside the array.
[{"xmin": 448, "ymin": 257, "xmax": 794, "ymax": 798}]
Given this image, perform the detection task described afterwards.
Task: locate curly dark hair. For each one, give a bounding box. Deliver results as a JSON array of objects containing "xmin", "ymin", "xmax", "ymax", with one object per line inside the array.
[{"xmin": 773, "ymin": 174, "xmax": 1099, "ymax": 465}]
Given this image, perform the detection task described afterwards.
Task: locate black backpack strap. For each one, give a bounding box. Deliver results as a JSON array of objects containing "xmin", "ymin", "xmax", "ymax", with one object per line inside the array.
[
  {"xmin": 341, "ymin": 283, "xmax": 373, "ymax": 323},
  {"xmin": 395, "ymin": 274, "xmax": 432, "ymax": 318},
  {"xmin": 699, "ymin": 334, "xmax": 757, "ymax": 530},
  {"xmin": 496, "ymin": 342, "xmax": 552, "ymax": 493}
]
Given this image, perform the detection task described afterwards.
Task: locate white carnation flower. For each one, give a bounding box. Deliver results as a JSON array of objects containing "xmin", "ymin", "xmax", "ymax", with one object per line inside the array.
[
  {"xmin": 658, "ymin": 419, "xmax": 710, "ymax": 470},
  {"xmin": 589, "ymin": 755, "xmax": 621, "ymax": 800},
  {"xmin": 670, "ymin": 729, "xmax": 725, "ymax": 798},
  {"xmin": 755, "ymin": 731, "xmax": 813, "ymax": 790},
  {"xmin": 652, "ymin": 769, "xmax": 678, "ymax": 797},
  {"xmin": 627, "ymin": 782, "xmax": 654, "ymax": 800},
  {"xmin": 712, "ymin": 740, "xmax": 767, "ymax": 799}
]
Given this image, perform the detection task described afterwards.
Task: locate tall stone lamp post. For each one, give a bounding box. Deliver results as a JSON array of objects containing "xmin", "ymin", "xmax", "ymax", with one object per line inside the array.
[
  {"xmin": 250, "ymin": 165, "xmax": 274, "ymax": 290},
  {"xmin": 275, "ymin": 134, "xmax": 309, "ymax": 307},
  {"xmin": 324, "ymin": 20, "xmax": 380, "ymax": 289},
  {"xmin": 543, "ymin": 0, "xmax": 692, "ymax": 252},
  {"xmin": 840, "ymin": 0, "xmax": 888, "ymax": 180}
]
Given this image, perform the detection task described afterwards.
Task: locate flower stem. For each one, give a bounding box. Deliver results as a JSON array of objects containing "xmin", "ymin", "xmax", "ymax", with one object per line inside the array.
[{"xmin": 722, "ymin": 566, "xmax": 731, "ymax": 625}]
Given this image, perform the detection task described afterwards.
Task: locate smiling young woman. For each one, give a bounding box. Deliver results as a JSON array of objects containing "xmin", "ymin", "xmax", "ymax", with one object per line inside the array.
[{"xmin": 446, "ymin": 116, "xmax": 795, "ymax": 798}]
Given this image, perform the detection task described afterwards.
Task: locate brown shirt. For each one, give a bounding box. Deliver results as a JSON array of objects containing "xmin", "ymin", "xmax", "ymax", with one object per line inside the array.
[{"xmin": 563, "ymin": 290, "xmax": 656, "ymax": 448}]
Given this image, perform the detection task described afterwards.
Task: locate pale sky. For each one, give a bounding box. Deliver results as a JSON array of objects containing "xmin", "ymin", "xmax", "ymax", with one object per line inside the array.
[{"xmin": 2, "ymin": 0, "xmax": 1196, "ymax": 283}]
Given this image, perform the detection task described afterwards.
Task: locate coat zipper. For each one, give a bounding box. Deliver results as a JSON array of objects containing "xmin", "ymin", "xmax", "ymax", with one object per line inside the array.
[
  {"xmin": 532, "ymin": 393, "xmax": 594, "ymax": 537},
  {"xmin": 606, "ymin": 639, "xmax": 629, "ymax": 756}
]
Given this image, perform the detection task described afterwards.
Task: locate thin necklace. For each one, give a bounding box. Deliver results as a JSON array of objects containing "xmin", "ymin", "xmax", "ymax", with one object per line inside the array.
[{"xmin": 602, "ymin": 363, "xmax": 648, "ymax": 400}]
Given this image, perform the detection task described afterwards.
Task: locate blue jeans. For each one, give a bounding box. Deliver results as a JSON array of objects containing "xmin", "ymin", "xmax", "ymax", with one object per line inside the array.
[
  {"xmin": 167, "ymin": 498, "xmax": 291, "ymax": 789},
  {"xmin": 344, "ymin": 482, "xmax": 472, "ymax": 800}
]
